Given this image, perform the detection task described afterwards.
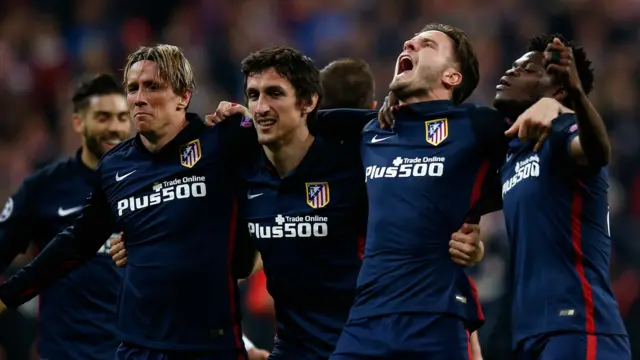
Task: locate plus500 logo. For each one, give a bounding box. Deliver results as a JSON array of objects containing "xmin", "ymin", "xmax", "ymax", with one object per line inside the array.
[
  {"xmin": 117, "ymin": 181, "xmax": 206, "ymax": 216},
  {"xmin": 365, "ymin": 158, "xmax": 444, "ymax": 182},
  {"xmin": 248, "ymin": 215, "xmax": 328, "ymax": 239}
]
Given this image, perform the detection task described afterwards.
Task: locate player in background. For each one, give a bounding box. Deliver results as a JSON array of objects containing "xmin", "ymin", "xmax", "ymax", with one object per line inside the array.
[
  {"xmin": 0, "ymin": 45, "xmax": 259, "ymax": 360},
  {"xmin": 320, "ymin": 58, "xmax": 377, "ymax": 110},
  {"xmin": 495, "ymin": 35, "xmax": 630, "ymax": 359},
  {"xmin": 0, "ymin": 74, "xmax": 129, "ymax": 360}
]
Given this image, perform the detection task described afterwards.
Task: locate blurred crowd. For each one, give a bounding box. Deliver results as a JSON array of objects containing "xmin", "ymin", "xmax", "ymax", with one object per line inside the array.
[{"xmin": 1, "ymin": 0, "xmax": 640, "ymax": 358}]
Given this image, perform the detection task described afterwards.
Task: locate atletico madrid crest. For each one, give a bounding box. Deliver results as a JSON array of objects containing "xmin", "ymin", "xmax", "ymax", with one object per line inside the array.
[
  {"xmin": 179, "ymin": 139, "xmax": 202, "ymax": 168},
  {"xmin": 305, "ymin": 182, "xmax": 330, "ymax": 209},
  {"xmin": 425, "ymin": 118, "xmax": 448, "ymax": 146}
]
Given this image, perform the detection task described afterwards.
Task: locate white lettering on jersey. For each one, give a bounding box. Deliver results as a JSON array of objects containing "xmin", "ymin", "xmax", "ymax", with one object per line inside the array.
[
  {"xmin": 116, "ymin": 176, "xmax": 207, "ymax": 216},
  {"xmin": 248, "ymin": 214, "xmax": 329, "ymax": 239},
  {"xmin": 501, "ymin": 155, "xmax": 540, "ymax": 197},
  {"xmin": 364, "ymin": 156, "xmax": 445, "ymax": 182}
]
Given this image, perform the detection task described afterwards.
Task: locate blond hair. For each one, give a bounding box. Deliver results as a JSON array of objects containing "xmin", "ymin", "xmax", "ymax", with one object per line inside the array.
[{"xmin": 123, "ymin": 44, "xmax": 196, "ymax": 96}]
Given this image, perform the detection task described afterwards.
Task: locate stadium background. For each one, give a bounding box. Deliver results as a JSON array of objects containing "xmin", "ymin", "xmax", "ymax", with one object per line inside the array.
[{"xmin": 0, "ymin": 0, "xmax": 639, "ymax": 358}]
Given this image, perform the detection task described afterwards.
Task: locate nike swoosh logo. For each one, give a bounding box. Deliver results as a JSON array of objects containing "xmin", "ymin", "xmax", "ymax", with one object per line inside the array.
[
  {"xmin": 58, "ymin": 206, "xmax": 83, "ymax": 217},
  {"xmin": 247, "ymin": 192, "xmax": 263, "ymax": 200},
  {"xmin": 371, "ymin": 135, "xmax": 392, "ymax": 143},
  {"xmin": 115, "ymin": 170, "xmax": 137, "ymax": 181}
]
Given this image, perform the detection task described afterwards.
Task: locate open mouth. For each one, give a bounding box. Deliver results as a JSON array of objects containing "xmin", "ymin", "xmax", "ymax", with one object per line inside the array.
[
  {"xmin": 496, "ymin": 77, "xmax": 511, "ymax": 90},
  {"xmin": 103, "ymin": 139, "xmax": 122, "ymax": 148},
  {"xmin": 397, "ymin": 55, "xmax": 414, "ymax": 75},
  {"xmin": 255, "ymin": 118, "xmax": 277, "ymax": 129}
]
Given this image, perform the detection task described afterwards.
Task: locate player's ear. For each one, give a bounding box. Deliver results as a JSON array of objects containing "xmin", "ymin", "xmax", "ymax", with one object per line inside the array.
[
  {"xmin": 302, "ymin": 93, "xmax": 319, "ymax": 114},
  {"xmin": 72, "ymin": 113, "xmax": 84, "ymax": 135},
  {"xmin": 177, "ymin": 90, "xmax": 192, "ymax": 111},
  {"xmin": 442, "ymin": 69, "xmax": 462, "ymax": 88},
  {"xmin": 371, "ymin": 100, "xmax": 378, "ymax": 110},
  {"xmin": 552, "ymin": 87, "xmax": 567, "ymax": 104}
]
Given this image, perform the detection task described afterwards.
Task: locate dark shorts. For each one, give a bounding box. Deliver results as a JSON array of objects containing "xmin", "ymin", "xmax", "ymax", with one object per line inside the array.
[
  {"xmin": 514, "ymin": 332, "xmax": 631, "ymax": 360},
  {"xmin": 330, "ymin": 313, "xmax": 470, "ymax": 360},
  {"xmin": 115, "ymin": 343, "xmax": 248, "ymax": 360}
]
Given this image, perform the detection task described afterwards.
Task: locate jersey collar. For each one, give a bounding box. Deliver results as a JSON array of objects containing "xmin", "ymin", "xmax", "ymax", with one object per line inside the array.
[
  {"xmin": 396, "ymin": 100, "xmax": 455, "ymax": 119},
  {"xmin": 134, "ymin": 112, "xmax": 206, "ymax": 157},
  {"xmin": 258, "ymin": 136, "xmax": 326, "ymax": 182}
]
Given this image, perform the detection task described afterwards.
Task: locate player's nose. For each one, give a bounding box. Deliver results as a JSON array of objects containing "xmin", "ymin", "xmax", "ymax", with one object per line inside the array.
[
  {"xmin": 254, "ymin": 96, "xmax": 270, "ymax": 114},
  {"xmin": 403, "ymin": 39, "xmax": 418, "ymax": 52}
]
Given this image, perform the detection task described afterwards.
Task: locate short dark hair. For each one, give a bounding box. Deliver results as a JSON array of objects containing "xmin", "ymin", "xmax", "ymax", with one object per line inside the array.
[
  {"xmin": 320, "ymin": 58, "xmax": 375, "ymax": 109},
  {"xmin": 528, "ymin": 34, "xmax": 594, "ymax": 96},
  {"xmin": 421, "ymin": 23, "xmax": 479, "ymax": 105},
  {"xmin": 72, "ymin": 74, "xmax": 124, "ymax": 113},
  {"xmin": 241, "ymin": 46, "xmax": 322, "ymax": 121}
]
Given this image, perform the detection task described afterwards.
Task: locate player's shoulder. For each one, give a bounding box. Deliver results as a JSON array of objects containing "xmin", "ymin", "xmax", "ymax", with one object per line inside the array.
[
  {"xmin": 551, "ymin": 113, "xmax": 577, "ymax": 132},
  {"xmin": 101, "ymin": 137, "xmax": 137, "ymax": 163},
  {"xmin": 362, "ymin": 117, "xmax": 379, "ymax": 130},
  {"xmin": 23, "ymin": 155, "xmax": 81, "ymax": 187}
]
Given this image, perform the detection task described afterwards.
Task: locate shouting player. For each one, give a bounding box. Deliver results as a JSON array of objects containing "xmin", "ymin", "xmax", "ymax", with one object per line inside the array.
[
  {"xmin": 0, "ymin": 45, "xmax": 259, "ymax": 359},
  {"xmin": 206, "ymin": 49, "xmax": 484, "ymax": 359},
  {"xmin": 496, "ymin": 35, "xmax": 630, "ymax": 359},
  {"xmin": 0, "ymin": 74, "xmax": 129, "ymax": 360}
]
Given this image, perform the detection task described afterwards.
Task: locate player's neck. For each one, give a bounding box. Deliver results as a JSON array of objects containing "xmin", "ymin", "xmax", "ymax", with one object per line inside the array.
[
  {"xmin": 399, "ymin": 88, "xmax": 450, "ymax": 105},
  {"xmin": 80, "ymin": 147, "xmax": 99, "ymax": 170},
  {"xmin": 140, "ymin": 117, "xmax": 189, "ymax": 153},
  {"xmin": 264, "ymin": 127, "xmax": 314, "ymax": 178}
]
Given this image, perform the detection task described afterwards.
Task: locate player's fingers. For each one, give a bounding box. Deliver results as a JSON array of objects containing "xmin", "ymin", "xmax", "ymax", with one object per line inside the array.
[
  {"xmin": 504, "ymin": 121, "xmax": 519, "ymax": 137},
  {"xmin": 518, "ymin": 118, "xmax": 529, "ymax": 140},
  {"xmin": 112, "ymin": 249, "xmax": 127, "ymax": 262},
  {"xmin": 115, "ymin": 258, "xmax": 127, "ymax": 268},
  {"xmin": 533, "ymin": 130, "xmax": 550, "ymax": 152},
  {"xmin": 451, "ymin": 232, "xmax": 474, "ymax": 245},
  {"xmin": 546, "ymin": 64, "xmax": 564, "ymax": 74},
  {"xmin": 109, "ymin": 241, "xmax": 124, "ymax": 256},
  {"xmin": 450, "ymin": 257, "xmax": 470, "ymax": 267},
  {"xmin": 449, "ymin": 240, "xmax": 474, "ymax": 257},
  {"xmin": 449, "ymin": 248, "xmax": 472, "ymax": 262},
  {"xmin": 378, "ymin": 96, "xmax": 394, "ymax": 129},
  {"xmin": 204, "ymin": 114, "xmax": 218, "ymax": 126}
]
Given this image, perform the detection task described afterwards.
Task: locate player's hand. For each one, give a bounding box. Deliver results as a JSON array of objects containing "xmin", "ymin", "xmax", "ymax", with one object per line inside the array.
[
  {"xmin": 0, "ymin": 299, "xmax": 6, "ymax": 315},
  {"xmin": 204, "ymin": 102, "xmax": 251, "ymax": 126},
  {"xmin": 505, "ymin": 98, "xmax": 572, "ymax": 152},
  {"xmin": 378, "ymin": 92, "xmax": 397, "ymax": 129},
  {"xmin": 108, "ymin": 232, "xmax": 127, "ymax": 268},
  {"xmin": 247, "ymin": 348, "xmax": 270, "ymax": 360},
  {"xmin": 449, "ymin": 223, "xmax": 483, "ymax": 267},
  {"xmin": 544, "ymin": 37, "xmax": 583, "ymax": 95}
]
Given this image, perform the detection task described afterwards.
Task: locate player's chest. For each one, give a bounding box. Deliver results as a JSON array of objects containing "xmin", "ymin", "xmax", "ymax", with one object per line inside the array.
[
  {"xmin": 500, "ymin": 145, "xmax": 555, "ymax": 201},
  {"xmin": 242, "ymin": 169, "xmax": 363, "ymax": 242},
  {"xmin": 102, "ymin": 139, "xmax": 233, "ymax": 219},
  {"xmin": 37, "ymin": 181, "xmax": 118, "ymax": 254},
  {"xmin": 361, "ymin": 119, "xmax": 483, "ymax": 185}
]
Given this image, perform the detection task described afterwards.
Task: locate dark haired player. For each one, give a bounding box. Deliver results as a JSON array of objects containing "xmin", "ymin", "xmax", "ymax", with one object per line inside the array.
[
  {"xmin": 203, "ymin": 47, "xmax": 483, "ymax": 360},
  {"xmin": 0, "ymin": 74, "xmax": 130, "ymax": 359},
  {"xmin": 496, "ymin": 35, "xmax": 630, "ymax": 359},
  {"xmin": 0, "ymin": 45, "xmax": 259, "ymax": 359}
]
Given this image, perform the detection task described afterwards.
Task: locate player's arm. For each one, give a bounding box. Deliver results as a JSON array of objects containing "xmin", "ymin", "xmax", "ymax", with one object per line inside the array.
[
  {"xmin": 564, "ymin": 91, "xmax": 609, "ymax": 167},
  {"xmin": 0, "ymin": 177, "xmax": 40, "ymax": 274},
  {"xmin": 314, "ymin": 108, "xmax": 378, "ymax": 143},
  {"xmin": 469, "ymin": 331, "xmax": 483, "ymax": 360},
  {"xmin": 0, "ymin": 182, "xmax": 115, "ymax": 311},
  {"xmin": 544, "ymin": 37, "xmax": 610, "ymax": 167}
]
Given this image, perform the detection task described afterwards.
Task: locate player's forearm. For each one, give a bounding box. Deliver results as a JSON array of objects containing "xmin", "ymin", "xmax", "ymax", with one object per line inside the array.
[
  {"xmin": 469, "ymin": 331, "xmax": 483, "ymax": 359},
  {"xmin": 0, "ymin": 194, "xmax": 113, "ymax": 308},
  {"xmin": 568, "ymin": 89, "xmax": 610, "ymax": 167},
  {"xmin": 315, "ymin": 109, "xmax": 377, "ymax": 142},
  {"xmin": 0, "ymin": 233, "xmax": 30, "ymax": 275}
]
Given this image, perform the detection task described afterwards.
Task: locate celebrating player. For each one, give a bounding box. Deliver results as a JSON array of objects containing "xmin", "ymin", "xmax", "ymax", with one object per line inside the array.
[
  {"xmin": 320, "ymin": 58, "xmax": 377, "ymax": 110},
  {"xmin": 201, "ymin": 48, "xmax": 485, "ymax": 359},
  {"xmin": 496, "ymin": 35, "xmax": 630, "ymax": 359},
  {"xmin": 0, "ymin": 74, "xmax": 129, "ymax": 360},
  {"xmin": 0, "ymin": 45, "xmax": 259, "ymax": 359}
]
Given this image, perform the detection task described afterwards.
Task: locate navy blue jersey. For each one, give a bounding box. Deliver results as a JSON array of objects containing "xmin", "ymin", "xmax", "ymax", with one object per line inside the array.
[
  {"xmin": 0, "ymin": 113, "xmax": 258, "ymax": 352},
  {"xmin": 241, "ymin": 136, "xmax": 367, "ymax": 358},
  {"xmin": 0, "ymin": 150, "xmax": 122, "ymax": 360},
  {"xmin": 500, "ymin": 114, "xmax": 627, "ymax": 346},
  {"xmin": 349, "ymin": 100, "xmax": 508, "ymax": 331}
]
